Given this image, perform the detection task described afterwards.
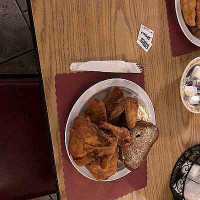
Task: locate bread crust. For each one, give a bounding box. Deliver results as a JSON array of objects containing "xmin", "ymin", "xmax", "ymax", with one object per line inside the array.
[{"xmin": 123, "ymin": 121, "xmax": 159, "ymax": 170}]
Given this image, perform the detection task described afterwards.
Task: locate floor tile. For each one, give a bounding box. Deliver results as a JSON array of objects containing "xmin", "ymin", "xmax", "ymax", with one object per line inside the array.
[
  {"xmin": 23, "ymin": 11, "xmax": 30, "ymax": 28},
  {"xmin": 0, "ymin": 50, "xmax": 38, "ymax": 74},
  {"xmin": 16, "ymin": 0, "xmax": 27, "ymax": 11},
  {"xmin": 29, "ymin": 195, "xmax": 50, "ymax": 200},
  {"xmin": 30, "ymin": 194, "xmax": 57, "ymax": 200},
  {"xmin": 0, "ymin": 0, "xmax": 33, "ymax": 63},
  {"xmin": 50, "ymin": 194, "xmax": 58, "ymax": 199}
]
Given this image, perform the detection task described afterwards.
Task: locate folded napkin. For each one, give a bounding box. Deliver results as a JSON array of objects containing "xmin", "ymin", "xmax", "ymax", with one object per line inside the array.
[{"xmin": 70, "ymin": 60, "xmax": 142, "ymax": 73}]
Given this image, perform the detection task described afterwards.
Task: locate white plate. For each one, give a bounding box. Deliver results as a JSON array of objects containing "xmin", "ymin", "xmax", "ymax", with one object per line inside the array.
[
  {"xmin": 175, "ymin": 0, "xmax": 200, "ymax": 47},
  {"xmin": 65, "ymin": 78, "xmax": 156, "ymax": 181}
]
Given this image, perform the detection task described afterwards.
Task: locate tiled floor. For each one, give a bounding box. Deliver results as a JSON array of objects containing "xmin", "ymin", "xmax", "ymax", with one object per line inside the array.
[
  {"xmin": 0, "ymin": 0, "xmax": 57, "ymax": 199},
  {"xmin": 16, "ymin": 0, "xmax": 28, "ymax": 11},
  {"xmin": 0, "ymin": 0, "xmax": 38, "ymax": 74},
  {"xmin": 30, "ymin": 194, "xmax": 58, "ymax": 200},
  {"xmin": 0, "ymin": 49, "xmax": 38, "ymax": 74}
]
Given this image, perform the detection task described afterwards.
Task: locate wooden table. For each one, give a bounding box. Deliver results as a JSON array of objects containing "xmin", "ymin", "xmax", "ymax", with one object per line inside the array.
[{"xmin": 30, "ymin": 0, "xmax": 200, "ymax": 199}]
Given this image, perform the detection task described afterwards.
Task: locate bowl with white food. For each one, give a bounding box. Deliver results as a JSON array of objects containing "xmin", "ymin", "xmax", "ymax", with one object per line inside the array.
[{"xmin": 180, "ymin": 57, "xmax": 200, "ymax": 113}]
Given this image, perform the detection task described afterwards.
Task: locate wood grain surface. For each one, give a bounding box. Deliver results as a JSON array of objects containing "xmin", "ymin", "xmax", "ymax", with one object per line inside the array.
[{"xmin": 30, "ymin": 0, "xmax": 200, "ymax": 199}]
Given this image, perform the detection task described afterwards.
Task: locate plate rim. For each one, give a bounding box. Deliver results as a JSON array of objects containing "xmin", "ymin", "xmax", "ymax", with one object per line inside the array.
[
  {"xmin": 175, "ymin": 0, "xmax": 200, "ymax": 47},
  {"xmin": 65, "ymin": 78, "xmax": 156, "ymax": 181}
]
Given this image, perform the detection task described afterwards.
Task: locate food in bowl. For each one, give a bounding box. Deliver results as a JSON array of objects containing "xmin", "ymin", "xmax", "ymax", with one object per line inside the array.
[
  {"xmin": 183, "ymin": 65, "xmax": 200, "ymax": 107},
  {"xmin": 181, "ymin": 0, "xmax": 196, "ymax": 26},
  {"xmin": 68, "ymin": 86, "xmax": 159, "ymax": 181},
  {"xmin": 181, "ymin": 0, "xmax": 200, "ymax": 38},
  {"xmin": 190, "ymin": 25, "xmax": 200, "ymax": 37},
  {"xmin": 138, "ymin": 104, "xmax": 151, "ymax": 122}
]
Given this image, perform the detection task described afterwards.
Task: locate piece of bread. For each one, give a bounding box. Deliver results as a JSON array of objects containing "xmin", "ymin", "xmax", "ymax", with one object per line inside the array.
[
  {"xmin": 181, "ymin": 0, "xmax": 197, "ymax": 26},
  {"xmin": 122, "ymin": 121, "xmax": 159, "ymax": 170}
]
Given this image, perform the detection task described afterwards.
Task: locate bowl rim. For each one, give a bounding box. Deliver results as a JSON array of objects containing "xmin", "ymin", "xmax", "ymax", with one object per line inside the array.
[{"xmin": 180, "ymin": 57, "xmax": 200, "ymax": 113}]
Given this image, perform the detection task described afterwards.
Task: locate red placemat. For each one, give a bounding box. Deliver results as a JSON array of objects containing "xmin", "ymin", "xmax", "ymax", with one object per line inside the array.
[
  {"xmin": 165, "ymin": 0, "xmax": 199, "ymax": 56},
  {"xmin": 55, "ymin": 72, "xmax": 147, "ymax": 200}
]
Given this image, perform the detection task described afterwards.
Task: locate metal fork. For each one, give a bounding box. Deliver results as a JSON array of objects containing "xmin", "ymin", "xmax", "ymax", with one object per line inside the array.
[{"xmin": 136, "ymin": 63, "xmax": 145, "ymax": 72}]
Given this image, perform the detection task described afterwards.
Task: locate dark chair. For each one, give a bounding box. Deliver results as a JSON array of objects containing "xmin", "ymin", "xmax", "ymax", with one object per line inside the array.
[{"xmin": 0, "ymin": 79, "xmax": 57, "ymax": 200}]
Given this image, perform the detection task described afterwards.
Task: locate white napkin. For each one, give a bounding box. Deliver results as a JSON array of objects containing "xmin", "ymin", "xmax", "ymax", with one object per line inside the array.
[{"xmin": 70, "ymin": 60, "xmax": 142, "ymax": 73}]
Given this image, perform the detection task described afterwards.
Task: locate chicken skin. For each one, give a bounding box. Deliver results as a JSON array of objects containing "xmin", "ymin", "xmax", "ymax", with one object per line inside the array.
[{"xmin": 87, "ymin": 98, "xmax": 107, "ymax": 125}]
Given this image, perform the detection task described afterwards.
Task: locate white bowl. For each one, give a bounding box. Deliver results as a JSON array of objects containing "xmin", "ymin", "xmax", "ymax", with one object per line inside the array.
[
  {"xmin": 180, "ymin": 57, "xmax": 200, "ymax": 113},
  {"xmin": 175, "ymin": 0, "xmax": 200, "ymax": 47}
]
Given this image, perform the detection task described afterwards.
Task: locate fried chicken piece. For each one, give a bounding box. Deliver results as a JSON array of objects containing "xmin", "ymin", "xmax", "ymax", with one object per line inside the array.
[
  {"xmin": 181, "ymin": 0, "xmax": 196, "ymax": 26},
  {"xmin": 73, "ymin": 116, "xmax": 94, "ymax": 137},
  {"xmin": 125, "ymin": 97, "xmax": 139, "ymax": 129},
  {"xmin": 100, "ymin": 122, "xmax": 131, "ymax": 148},
  {"xmin": 87, "ymin": 128, "xmax": 118, "ymax": 169},
  {"xmin": 71, "ymin": 117, "xmax": 119, "ymax": 168},
  {"xmin": 86, "ymin": 149, "xmax": 118, "ymax": 180},
  {"xmin": 74, "ymin": 153, "xmax": 96, "ymax": 166},
  {"xmin": 68, "ymin": 129, "xmax": 96, "ymax": 166},
  {"xmin": 197, "ymin": 0, "xmax": 200, "ymax": 28},
  {"xmin": 94, "ymin": 139, "xmax": 118, "ymax": 169},
  {"xmin": 109, "ymin": 97, "xmax": 139, "ymax": 129},
  {"xmin": 68, "ymin": 129, "xmax": 87, "ymax": 159},
  {"xmin": 69, "ymin": 117, "xmax": 103, "ymax": 166},
  {"xmin": 87, "ymin": 98, "xmax": 107, "ymax": 125},
  {"xmin": 109, "ymin": 98, "xmax": 125, "ymax": 121},
  {"xmin": 105, "ymin": 87, "xmax": 124, "ymax": 118},
  {"xmin": 73, "ymin": 116, "xmax": 101, "ymax": 146},
  {"xmin": 190, "ymin": 26, "xmax": 200, "ymax": 37}
]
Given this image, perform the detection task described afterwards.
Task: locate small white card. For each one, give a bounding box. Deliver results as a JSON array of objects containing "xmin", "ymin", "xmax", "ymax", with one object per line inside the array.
[
  {"xmin": 137, "ymin": 37, "xmax": 152, "ymax": 52},
  {"xmin": 140, "ymin": 24, "xmax": 154, "ymax": 36},
  {"xmin": 137, "ymin": 24, "xmax": 154, "ymax": 52}
]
